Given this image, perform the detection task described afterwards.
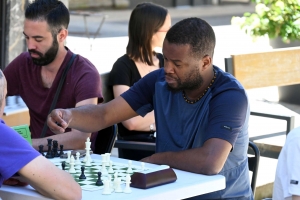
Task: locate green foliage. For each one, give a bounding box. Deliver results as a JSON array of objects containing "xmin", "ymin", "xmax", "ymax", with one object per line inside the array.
[{"xmin": 232, "ymin": 0, "xmax": 300, "ymax": 43}]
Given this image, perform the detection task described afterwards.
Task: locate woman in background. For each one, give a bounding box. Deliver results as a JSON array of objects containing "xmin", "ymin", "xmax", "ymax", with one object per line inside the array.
[{"xmin": 108, "ymin": 2, "xmax": 171, "ymax": 160}]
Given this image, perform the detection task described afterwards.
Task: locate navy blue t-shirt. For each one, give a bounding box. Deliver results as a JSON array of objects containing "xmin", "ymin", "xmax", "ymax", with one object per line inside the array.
[{"xmin": 121, "ymin": 66, "xmax": 253, "ymax": 199}]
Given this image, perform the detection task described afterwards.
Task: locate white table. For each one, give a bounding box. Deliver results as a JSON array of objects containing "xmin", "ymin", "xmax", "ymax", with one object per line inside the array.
[{"xmin": 0, "ymin": 155, "xmax": 225, "ymax": 200}]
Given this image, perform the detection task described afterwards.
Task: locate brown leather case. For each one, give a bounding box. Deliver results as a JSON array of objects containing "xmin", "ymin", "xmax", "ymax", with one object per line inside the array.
[{"xmin": 130, "ymin": 168, "xmax": 177, "ymax": 189}]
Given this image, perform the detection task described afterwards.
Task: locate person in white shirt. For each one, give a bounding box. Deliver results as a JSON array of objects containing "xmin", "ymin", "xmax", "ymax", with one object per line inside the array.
[{"xmin": 273, "ymin": 126, "xmax": 300, "ymax": 200}]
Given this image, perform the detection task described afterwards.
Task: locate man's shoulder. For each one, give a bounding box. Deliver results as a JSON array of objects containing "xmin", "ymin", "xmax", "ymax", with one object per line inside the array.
[{"xmin": 214, "ymin": 66, "xmax": 246, "ymax": 94}]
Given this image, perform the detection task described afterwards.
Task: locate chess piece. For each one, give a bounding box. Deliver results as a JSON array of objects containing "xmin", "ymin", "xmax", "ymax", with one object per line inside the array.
[
  {"xmin": 101, "ymin": 154, "xmax": 107, "ymax": 167},
  {"xmin": 38, "ymin": 145, "xmax": 45, "ymax": 156},
  {"xmin": 105, "ymin": 153, "xmax": 111, "ymax": 167},
  {"xmin": 68, "ymin": 156, "xmax": 76, "ymax": 173},
  {"xmin": 66, "ymin": 151, "xmax": 71, "ymax": 163},
  {"xmin": 45, "ymin": 138, "xmax": 54, "ymax": 158},
  {"xmin": 108, "ymin": 161, "xmax": 114, "ymax": 174},
  {"xmin": 79, "ymin": 166, "xmax": 86, "ymax": 180},
  {"xmin": 141, "ymin": 162, "xmax": 145, "ymax": 171},
  {"xmin": 75, "ymin": 152, "xmax": 81, "ymax": 166},
  {"xmin": 61, "ymin": 161, "xmax": 66, "ymax": 170},
  {"xmin": 84, "ymin": 137, "xmax": 91, "ymax": 163},
  {"xmin": 85, "ymin": 154, "xmax": 92, "ymax": 167},
  {"xmin": 102, "ymin": 180, "xmax": 111, "ymax": 195},
  {"xmin": 59, "ymin": 144, "xmax": 64, "ymax": 157},
  {"xmin": 126, "ymin": 160, "xmax": 133, "ymax": 174},
  {"xmin": 52, "ymin": 140, "xmax": 60, "ymax": 157},
  {"xmin": 114, "ymin": 178, "xmax": 123, "ymax": 193},
  {"xmin": 95, "ymin": 172, "xmax": 103, "ymax": 186},
  {"xmin": 123, "ymin": 174, "xmax": 132, "ymax": 193},
  {"xmin": 101, "ymin": 162, "xmax": 108, "ymax": 176}
]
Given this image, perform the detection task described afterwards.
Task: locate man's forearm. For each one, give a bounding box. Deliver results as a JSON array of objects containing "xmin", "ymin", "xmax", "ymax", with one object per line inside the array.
[{"xmin": 32, "ymin": 131, "xmax": 90, "ymax": 150}]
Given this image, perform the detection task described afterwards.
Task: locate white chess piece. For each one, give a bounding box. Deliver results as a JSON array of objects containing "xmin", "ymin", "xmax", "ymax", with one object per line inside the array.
[
  {"xmin": 141, "ymin": 162, "xmax": 145, "ymax": 171},
  {"xmin": 75, "ymin": 152, "xmax": 81, "ymax": 166},
  {"xmin": 108, "ymin": 161, "xmax": 114, "ymax": 174},
  {"xmin": 66, "ymin": 151, "xmax": 71, "ymax": 163},
  {"xmin": 113, "ymin": 172, "xmax": 119, "ymax": 188},
  {"xmin": 108, "ymin": 174, "xmax": 114, "ymax": 190},
  {"xmin": 85, "ymin": 154, "xmax": 92, "ymax": 167},
  {"xmin": 101, "ymin": 154, "xmax": 107, "ymax": 167},
  {"xmin": 102, "ymin": 180, "xmax": 111, "ymax": 195},
  {"xmin": 101, "ymin": 162, "xmax": 108, "ymax": 176},
  {"xmin": 105, "ymin": 153, "xmax": 111, "ymax": 167},
  {"xmin": 114, "ymin": 178, "xmax": 123, "ymax": 193},
  {"xmin": 126, "ymin": 160, "xmax": 133, "ymax": 174},
  {"xmin": 84, "ymin": 137, "xmax": 92, "ymax": 163},
  {"xmin": 123, "ymin": 174, "xmax": 132, "ymax": 193},
  {"xmin": 68, "ymin": 156, "xmax": 76, "ymax": 173}
]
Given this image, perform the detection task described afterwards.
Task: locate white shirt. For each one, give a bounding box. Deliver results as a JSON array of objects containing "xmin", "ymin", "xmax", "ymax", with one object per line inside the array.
[{"xmin": 273, "ymin": 126, "xmax": 300, "ymax": 200}]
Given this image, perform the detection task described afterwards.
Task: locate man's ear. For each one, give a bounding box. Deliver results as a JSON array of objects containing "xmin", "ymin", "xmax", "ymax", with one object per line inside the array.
[
  {"xmin": 57, "ymin": 29, "xmax": 68, "ymax": 43},
  {"xmin": 201, "ymin": 55, "xmax": 212, "ymax": 70}
]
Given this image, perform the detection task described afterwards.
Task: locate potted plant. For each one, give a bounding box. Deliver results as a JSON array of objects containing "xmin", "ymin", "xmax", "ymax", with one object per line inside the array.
[{"xmin": 231, "ymin": 0, "xmax": 300, "ymax": 48}]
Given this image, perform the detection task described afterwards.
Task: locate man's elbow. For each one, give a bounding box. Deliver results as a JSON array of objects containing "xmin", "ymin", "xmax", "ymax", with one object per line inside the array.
[
  {"xmin": 122, "ymin": 121, "xmax": 136, "ymax": 131},
  {"xmin": 197, "ymin": 164, "xmax": 223, "ymax": 175}
]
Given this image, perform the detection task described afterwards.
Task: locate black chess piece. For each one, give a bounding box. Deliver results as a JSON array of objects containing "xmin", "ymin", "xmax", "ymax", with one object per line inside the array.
[
  {"xmin": 38, "ymin": 145, "xmax": 45, "ymax": 156},
  {"xmin": 59, "ymin": 144, "xmax": 64, "ymax": 157},
  {"xmin": 61, "ymin": 161, "xmax": 66, "ymax": 170},
  {"xmin": 95, "ymin": 172, "xmax": 103, "ymax": 186},
  {"xmin": 79, "ymin": 166, "xmax": 86, "ymax": 180},
  {"xmin": 45, "ymin": 138, "xmax": 54, "ymax": 158},
  {"xmin": 52, "ymin": 140, "xmax": 60, "ymax": 157}
]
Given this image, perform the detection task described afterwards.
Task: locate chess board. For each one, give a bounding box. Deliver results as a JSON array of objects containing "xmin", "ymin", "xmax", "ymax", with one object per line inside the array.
[{"xmin": 49, "ymin": 157, "xmax": 150, "ymax": 191}]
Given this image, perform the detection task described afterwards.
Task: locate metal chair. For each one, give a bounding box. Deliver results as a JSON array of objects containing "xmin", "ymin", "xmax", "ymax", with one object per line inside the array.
[
  {"xmin": 248, "ymin": 141, "xmax": 260, "ymax": 196},
  {"xmin": 93, "ymin": 124, "xmax": 117, "ymax": 154}
]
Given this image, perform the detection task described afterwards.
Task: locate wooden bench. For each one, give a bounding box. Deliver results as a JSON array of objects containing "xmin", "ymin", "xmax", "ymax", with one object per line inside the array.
[{"xmin": 225, "ymin": 47, "xmax": 300, "ymax": 158}]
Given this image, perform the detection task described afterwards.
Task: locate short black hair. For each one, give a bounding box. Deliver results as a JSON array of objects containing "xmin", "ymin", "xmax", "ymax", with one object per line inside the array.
[
  {"xmin": 165, "ymin": 17, "xmax": 215, "ymax": 59},
  {"xmin": 25, "ymin": 0, "xmax": 70, "ymax": 36},
  {"xmin": 127, "ymin": 2, "xmax": 168, "ymax": 66}
]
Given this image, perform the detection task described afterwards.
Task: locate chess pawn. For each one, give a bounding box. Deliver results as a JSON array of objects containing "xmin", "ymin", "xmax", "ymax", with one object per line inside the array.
[
  {"xmin": 123, "ymin": 174, "xmax": 132, "ymax": 194},
  {"xmin": 126, "ymin": 160, "xmax": 133, "ymax": 174},
  {"xmin": 108, "ymin": 174, "xmax": 114, "ymax": 189},
  {"xmin": 114, "ymin": 178, "xmax": 123, "ymax": 193},
  {"xmin": 95, "ymin": 172, "xmax": 103, "ymax": 186},
  {"xmin": 66, "ymin": 151, "xmax": 71, "ymax": 163},
  {"xmin": 75, "ymin": 152, "xmax": 81, "ymax": 166},
  {"xmin": 68, "ymin": 156, "xmax": 76, "ymax": 173},
  {"xmin": 140, "ymin": 162, "xmax": 145, "ymax": 171},
  {"xmin": 114, "ymin": 172, "xmax": 119, "ymax": 189},
  {"xmin": 101, "ymin": 162, "xmax": 108, "ymax": 176},
  {"xmin": 102, "ymin": 180, "xmax": 111, "ymax": 195},
  {"xmin": 108, "ymin": 161, "xmax": 114, "ymax": 174}
]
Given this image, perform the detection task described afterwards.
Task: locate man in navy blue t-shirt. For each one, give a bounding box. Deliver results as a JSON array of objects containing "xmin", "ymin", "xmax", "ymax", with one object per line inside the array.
[{"xmin": 48, "ymin": 17, "xmax": 252, "ymax": 199}]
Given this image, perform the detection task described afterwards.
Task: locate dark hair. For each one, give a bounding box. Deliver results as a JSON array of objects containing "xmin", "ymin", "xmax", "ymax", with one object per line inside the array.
[
  {"xmin": 126, "ymin": 2, "xmax": 168, "ymax": 66},
  {"xmin": 25, "ymin": 0, "xmax": 70, "ymax": 36},
  {"xmin": 165, "ymin": 17, "xmax": 216, "ymax": 59}
]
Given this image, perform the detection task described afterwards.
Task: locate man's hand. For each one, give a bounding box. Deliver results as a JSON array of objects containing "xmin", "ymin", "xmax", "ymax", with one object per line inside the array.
[{"xmin": 47, "ymin": 109, "xmax": 72, "ymax": 134}]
